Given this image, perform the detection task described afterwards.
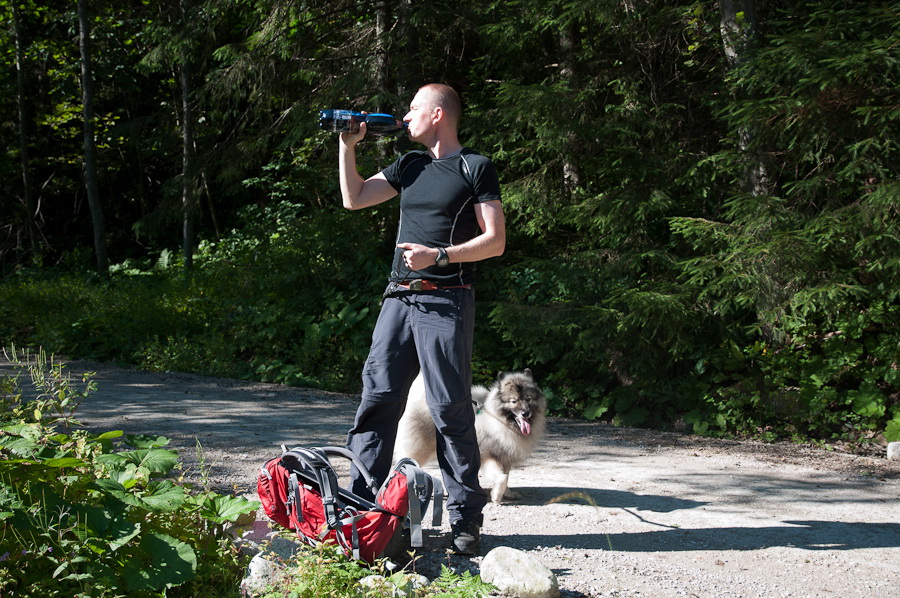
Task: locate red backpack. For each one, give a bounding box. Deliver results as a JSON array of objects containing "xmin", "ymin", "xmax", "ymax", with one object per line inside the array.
[{"xmin": 257, "ymin": 446, "xmax": 441, "ymax": 563}]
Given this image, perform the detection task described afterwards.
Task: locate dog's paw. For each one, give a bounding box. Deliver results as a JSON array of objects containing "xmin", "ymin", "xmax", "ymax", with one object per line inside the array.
[
  {"xmin": 503, "ymin": 489, "xmax": 521, "ymax": 501},
  {"xmin": 489, "ymin": 483, "xmax": 507, "ymax": 504}
]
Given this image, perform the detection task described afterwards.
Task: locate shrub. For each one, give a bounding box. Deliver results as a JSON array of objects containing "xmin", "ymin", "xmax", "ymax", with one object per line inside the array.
[{"xmin": 0, "ymin": 350, "xmax": 257, "ymax": 597}]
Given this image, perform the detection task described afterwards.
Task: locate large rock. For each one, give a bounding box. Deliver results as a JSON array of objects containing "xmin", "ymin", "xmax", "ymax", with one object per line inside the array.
[
  {"xmin": 240, "ymin": 552, "xmax": 287, "ymax": 598},
  {"xmin": 237, "ymin": 523, "xmax": 305, "ymax": 598},
  {"xmin": 888, "ymin": 442, "xmax": 900, "ymax": 461},
  {"xmin": 481, "ymin": 546, "xmax": 560, "ymax": 598}
]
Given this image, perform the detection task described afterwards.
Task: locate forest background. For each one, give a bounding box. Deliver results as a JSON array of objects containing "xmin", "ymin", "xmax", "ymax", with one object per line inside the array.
[{"xmin": 1, "ymin": 0, "xmax": 898, "ymax": 444}]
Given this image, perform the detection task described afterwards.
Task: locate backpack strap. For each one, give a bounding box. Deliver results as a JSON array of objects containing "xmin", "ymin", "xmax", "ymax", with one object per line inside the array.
[
  {"xmin": 407, "ymin": 467, "xmax": 424, "ymax": 547},
  {"xmin": 338, "ymin": 508, "xmax": 366, "ymax": 561},
  {"xmin": 386, "ymin": 458, "xmax": 444, "ymax": 548},
  {"xmin": 319, "ymin": 446, "xmax": 380, "ymax": 497},
  {"xmin": 282, "ymin": 448, "xmax": 342, "ymax": 529},
  {"xmin": 430, "ymin": 476, "xmax": 444, "ymax": 527},
  {"xmin": 287, "ymin": 471, "xmax": 303, "ymax": 523},
  {"xmin": 398, "ymin": 458, "xmax": 444, "ymax": 528}
]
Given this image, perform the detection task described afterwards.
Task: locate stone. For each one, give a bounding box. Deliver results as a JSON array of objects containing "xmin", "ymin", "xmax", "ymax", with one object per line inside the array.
[
  {"xmin": 888, "ymin": 442, "xmax": 900, "ymax": 461},
  {"xmin": 237, "ymin": 524, "xmax": 306, "ymax": 597},
  {"xmin": 228, "ymin": 520, "xmax": 302, "ymax": 558},
  {"xmin": 240, "ymin": 552, "xmax": 286, "ymax": 597},
  {"xmin": 357, "ymin": 574, "xmax": 388, "ymax": 596},
  {"xmin": 481, "ymin": 546, "xmax": 560, "ymax": 598}
]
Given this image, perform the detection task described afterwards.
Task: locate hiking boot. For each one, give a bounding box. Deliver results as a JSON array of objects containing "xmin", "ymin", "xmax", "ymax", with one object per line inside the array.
[{"xmin": 450, "ymin": 519, "xmax": 481, "ymax": 555}]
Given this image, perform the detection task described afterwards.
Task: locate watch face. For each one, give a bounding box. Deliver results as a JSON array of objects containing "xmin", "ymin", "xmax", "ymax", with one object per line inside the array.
[{"xmin": 437, "ymin": 248, "xmax": 449, "ymax": 267}]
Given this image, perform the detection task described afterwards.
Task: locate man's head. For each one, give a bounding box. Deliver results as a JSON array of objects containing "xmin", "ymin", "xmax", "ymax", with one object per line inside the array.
[
  {"xmin": 419, "ymin": 83, "xmax": 462, "ymax": 123},
  {"xmin": 404, "ymin": 84, "xmax": 462, "ymax": 143}
]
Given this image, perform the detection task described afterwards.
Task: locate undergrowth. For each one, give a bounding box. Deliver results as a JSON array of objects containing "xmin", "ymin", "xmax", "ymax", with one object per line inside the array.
[
  {"xmin": 0, "ymin": 348, "xmax": 497, "ymax": 597},
  {"xmin": 1, "ymin": 193, "xmax": 897, "ymax": 444},
  {"xmin": 256, "ymin": 540, "xmax": 495, "ymax": 598}
]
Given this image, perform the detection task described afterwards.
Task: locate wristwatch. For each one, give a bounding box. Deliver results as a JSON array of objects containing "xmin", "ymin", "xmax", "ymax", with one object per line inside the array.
[{"xmin": 435, "ymin": 247, "xmax": 450, "ymax": 268}]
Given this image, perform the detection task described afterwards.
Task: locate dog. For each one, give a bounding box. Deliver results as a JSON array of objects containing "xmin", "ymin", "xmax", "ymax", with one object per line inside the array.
[{"xmin": 393, "ymin": 369, "xmax": 547, "ymax": 503}]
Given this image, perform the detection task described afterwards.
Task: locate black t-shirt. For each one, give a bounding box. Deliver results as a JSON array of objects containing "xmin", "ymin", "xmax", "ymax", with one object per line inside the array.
[{"xmin": 381, "ymin": 148, "xmax": 501, "ymax": 285}]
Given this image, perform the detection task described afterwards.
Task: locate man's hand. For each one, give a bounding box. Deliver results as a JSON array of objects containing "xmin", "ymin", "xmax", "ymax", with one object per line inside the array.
[
  {"xmin": 397, "ymin": 243, "xmax": 439, "ymax": 271},
  {"xmin": 339, "ymin": 121, "xmax": 367, "ymax": 147}
]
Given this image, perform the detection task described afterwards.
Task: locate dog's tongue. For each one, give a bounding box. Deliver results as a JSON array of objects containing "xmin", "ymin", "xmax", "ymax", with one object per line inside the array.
[{"xmin": 516, "ymin": 416, "xmax": 532, "ymax": 435}]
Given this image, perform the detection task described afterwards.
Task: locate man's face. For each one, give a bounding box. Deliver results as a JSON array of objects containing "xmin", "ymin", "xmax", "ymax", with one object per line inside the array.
[{"xmin": 403, "ymin": 89, "xmax": 437, "ymax": 142}]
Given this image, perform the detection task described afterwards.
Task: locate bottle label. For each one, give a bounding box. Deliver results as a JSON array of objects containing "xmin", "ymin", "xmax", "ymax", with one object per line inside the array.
[{"xmin": 318, "ymin": 109, "xmax": 407, "ymax": 136}]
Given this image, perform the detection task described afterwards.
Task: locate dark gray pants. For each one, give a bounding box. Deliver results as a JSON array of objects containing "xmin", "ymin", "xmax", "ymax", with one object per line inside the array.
[{"xmin": 346, "ymin": 287, "xmax": 487, "ymax": 524}]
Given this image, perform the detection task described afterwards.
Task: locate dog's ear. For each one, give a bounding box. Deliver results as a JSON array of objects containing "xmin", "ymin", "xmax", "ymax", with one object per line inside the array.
[
  {"xmin": 497, "ymin": 371, "xmax": 509, "ymax": 382},
  {"xmin": 523, "ymin": 368, "xmax": 533, "ymax": 379}
]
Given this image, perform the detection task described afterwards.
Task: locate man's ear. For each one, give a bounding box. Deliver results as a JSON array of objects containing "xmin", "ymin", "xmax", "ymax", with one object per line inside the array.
[{"xmin": 431, "ymin": 106, "xmax": 443, "ymax": 125}]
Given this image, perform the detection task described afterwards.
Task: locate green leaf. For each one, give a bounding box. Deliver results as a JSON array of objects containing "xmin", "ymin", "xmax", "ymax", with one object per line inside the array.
[
  {"xmin": 43, "ymin": 457, "xmax": 87, "ymax": 468},
  {"xmin": 885, "ymin": 419, "xmax": 900, "ymax": 442},
  {"xmin": 582, "ymin": 401, "xmax": 608, "ymax": 421},
  {"xmin": 141, "ymin": 480, "xmax": 186, "ymax": 513},
  {"xmin": 106, "ymin": 520, "xmax": 142, "ymax": 552},
  {"xmin": 194, "ymin": 493, "xmax": 259, "ymax": 524},
  {"xmin": 1, "ymin": 423, "xmax": 42, "ymax": 441},
  {"xmin": 94, "ymin": 478, "xmax": 186, "ymax": 513},
  {"xmin": 850, "ymin": 383, "xmax": 885, "ymax": 419},
  {"xmin": 94, "ymin": 478, "xmax": 144, "ymax": 509},
  {"xmin": 96, "ymin": 448, "xmax": 179, "ymax": 475},
  {"xmin": 125, "ymin": 434, "xmax": 171, "ymax": 449},
  {"xmin": 74, "ymin": 505, "xmax": 141, "ymax": 551},
  {"xmin": 123, "ymin": 532, "xmax": 197, "ymax": 591}
]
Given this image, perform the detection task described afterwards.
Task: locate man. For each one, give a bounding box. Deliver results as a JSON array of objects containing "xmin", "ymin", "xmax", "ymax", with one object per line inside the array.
[{"xmin": 339, "ymin": 83, "xmax": 506, "ymax": 554}]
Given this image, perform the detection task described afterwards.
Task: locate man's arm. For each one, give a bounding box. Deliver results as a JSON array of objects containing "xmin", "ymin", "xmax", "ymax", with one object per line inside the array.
[
  {"xmin": 339, "ymin": 125, "xmax": 397, "ymax": 210},
  {"xmin": 397, "ymin": 200, "xmax": 506, "ymax": 270}
]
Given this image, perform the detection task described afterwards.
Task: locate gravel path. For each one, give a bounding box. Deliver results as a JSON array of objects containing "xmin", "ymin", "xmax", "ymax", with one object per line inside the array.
[{"xmin": 8, "ymin": 358, "xmax": 898, "ymax": 597}]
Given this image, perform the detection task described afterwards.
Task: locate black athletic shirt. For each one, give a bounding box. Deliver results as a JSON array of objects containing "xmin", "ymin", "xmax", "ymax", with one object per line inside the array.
[{"xmin": 382, "ymin": 148, "xmax": 502, "ymax": 286}]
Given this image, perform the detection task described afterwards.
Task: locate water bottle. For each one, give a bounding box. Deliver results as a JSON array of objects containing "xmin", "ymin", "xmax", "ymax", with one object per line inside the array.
[{"xmin": 318, "ymin": 110, "xmax": 407, "ymax": 136}]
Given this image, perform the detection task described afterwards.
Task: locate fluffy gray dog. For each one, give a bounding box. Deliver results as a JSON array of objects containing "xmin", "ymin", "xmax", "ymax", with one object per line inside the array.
[{"xmin": 394, "ymin": 369, "xmax": 547, "ymax": 503}]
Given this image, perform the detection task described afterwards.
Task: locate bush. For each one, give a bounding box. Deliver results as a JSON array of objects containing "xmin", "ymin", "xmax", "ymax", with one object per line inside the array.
[{"xmin": 0, "ymin": 350, "xmax": 257, "ymax": 597}]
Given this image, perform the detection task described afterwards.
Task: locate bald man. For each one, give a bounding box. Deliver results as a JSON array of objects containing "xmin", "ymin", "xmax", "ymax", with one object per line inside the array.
[{"xmin": 339, "ymin": 84, "xmax": 505, "ymax": 555}]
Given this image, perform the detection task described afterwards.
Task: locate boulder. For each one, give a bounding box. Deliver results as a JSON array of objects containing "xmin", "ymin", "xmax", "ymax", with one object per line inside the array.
[
  {"xmin": 237, "ymin": 525, "xmax": 305, "ymax": 598},
  {"xmin": 888, "ymin": 442, "xmax": 900, "ymax": 461},
  {"xmin": 481, "ymin": 546, "xmax": 560, "ymax": 598},
  {"xmin": 240, "ymin": 552, "xmax": 286, "ymax": 598}
]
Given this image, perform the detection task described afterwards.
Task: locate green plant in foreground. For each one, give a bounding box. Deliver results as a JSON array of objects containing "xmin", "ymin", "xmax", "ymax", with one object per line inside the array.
[
  {"xmin": 425, "ymin": 565, "xmax": 496, "ymax": 598},
  {"xmin": 0, "ymin": 350, "xmax": 500, "ymax": 597},
  {"xmin": 259, "ymin": 542, "xmax": 371, "ymax": 598},
  {"xmin": 259, "ymin": 540, "xmax": 496, "ymax": 598},
  {"xmin": 2, "ymin": 346, "xmax": 94, "ymax": 430},
  {"xmin": 0, "ymin": 351, "xmax": 257, "ymax": 597}
]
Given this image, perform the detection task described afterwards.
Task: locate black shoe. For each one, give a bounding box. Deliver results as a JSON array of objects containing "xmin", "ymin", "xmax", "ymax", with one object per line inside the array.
[{"xmin": 450, "ymin": 519, "xmax": 481, "ymax": 555}]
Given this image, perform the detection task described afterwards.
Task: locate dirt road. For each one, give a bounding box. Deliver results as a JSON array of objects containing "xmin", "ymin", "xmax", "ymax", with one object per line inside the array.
[{"xmin": 9, "ymin": 358, "xmax": 899, "ymax": 597}]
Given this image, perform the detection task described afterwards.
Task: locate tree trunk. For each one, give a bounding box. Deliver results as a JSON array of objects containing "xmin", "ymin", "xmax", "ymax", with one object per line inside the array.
[
  {"xmin": 559, "ymin": 24, "xmax": 583, "ymax": 192},
  {"xmin": 720, "ymin": 0, "xmax": 766, "ymax": 197},
  {"xmin": 374, "ymin": 2, "xmax": 389, "ymax": 113},
  {"xmin": 395, "ymin": 0, "xmax": 413, "ymax": 101},
  {"xmin": 12, "ymin": 3, "xmax": 40, "ymax": 261},
  {"xmin": 78, "ymin": 0, "xmax": 109, "ymax": 278},
  {"xmin": 719, "ymin": 0, "xmax": 757, "ymax": 69},
  {"xmin": 178, "ymin": 0, "xmax": 198, "ymax": 273},
  {"xmin": 180, "ymin": 56, "xmax": 196, "ymax": 272}
]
